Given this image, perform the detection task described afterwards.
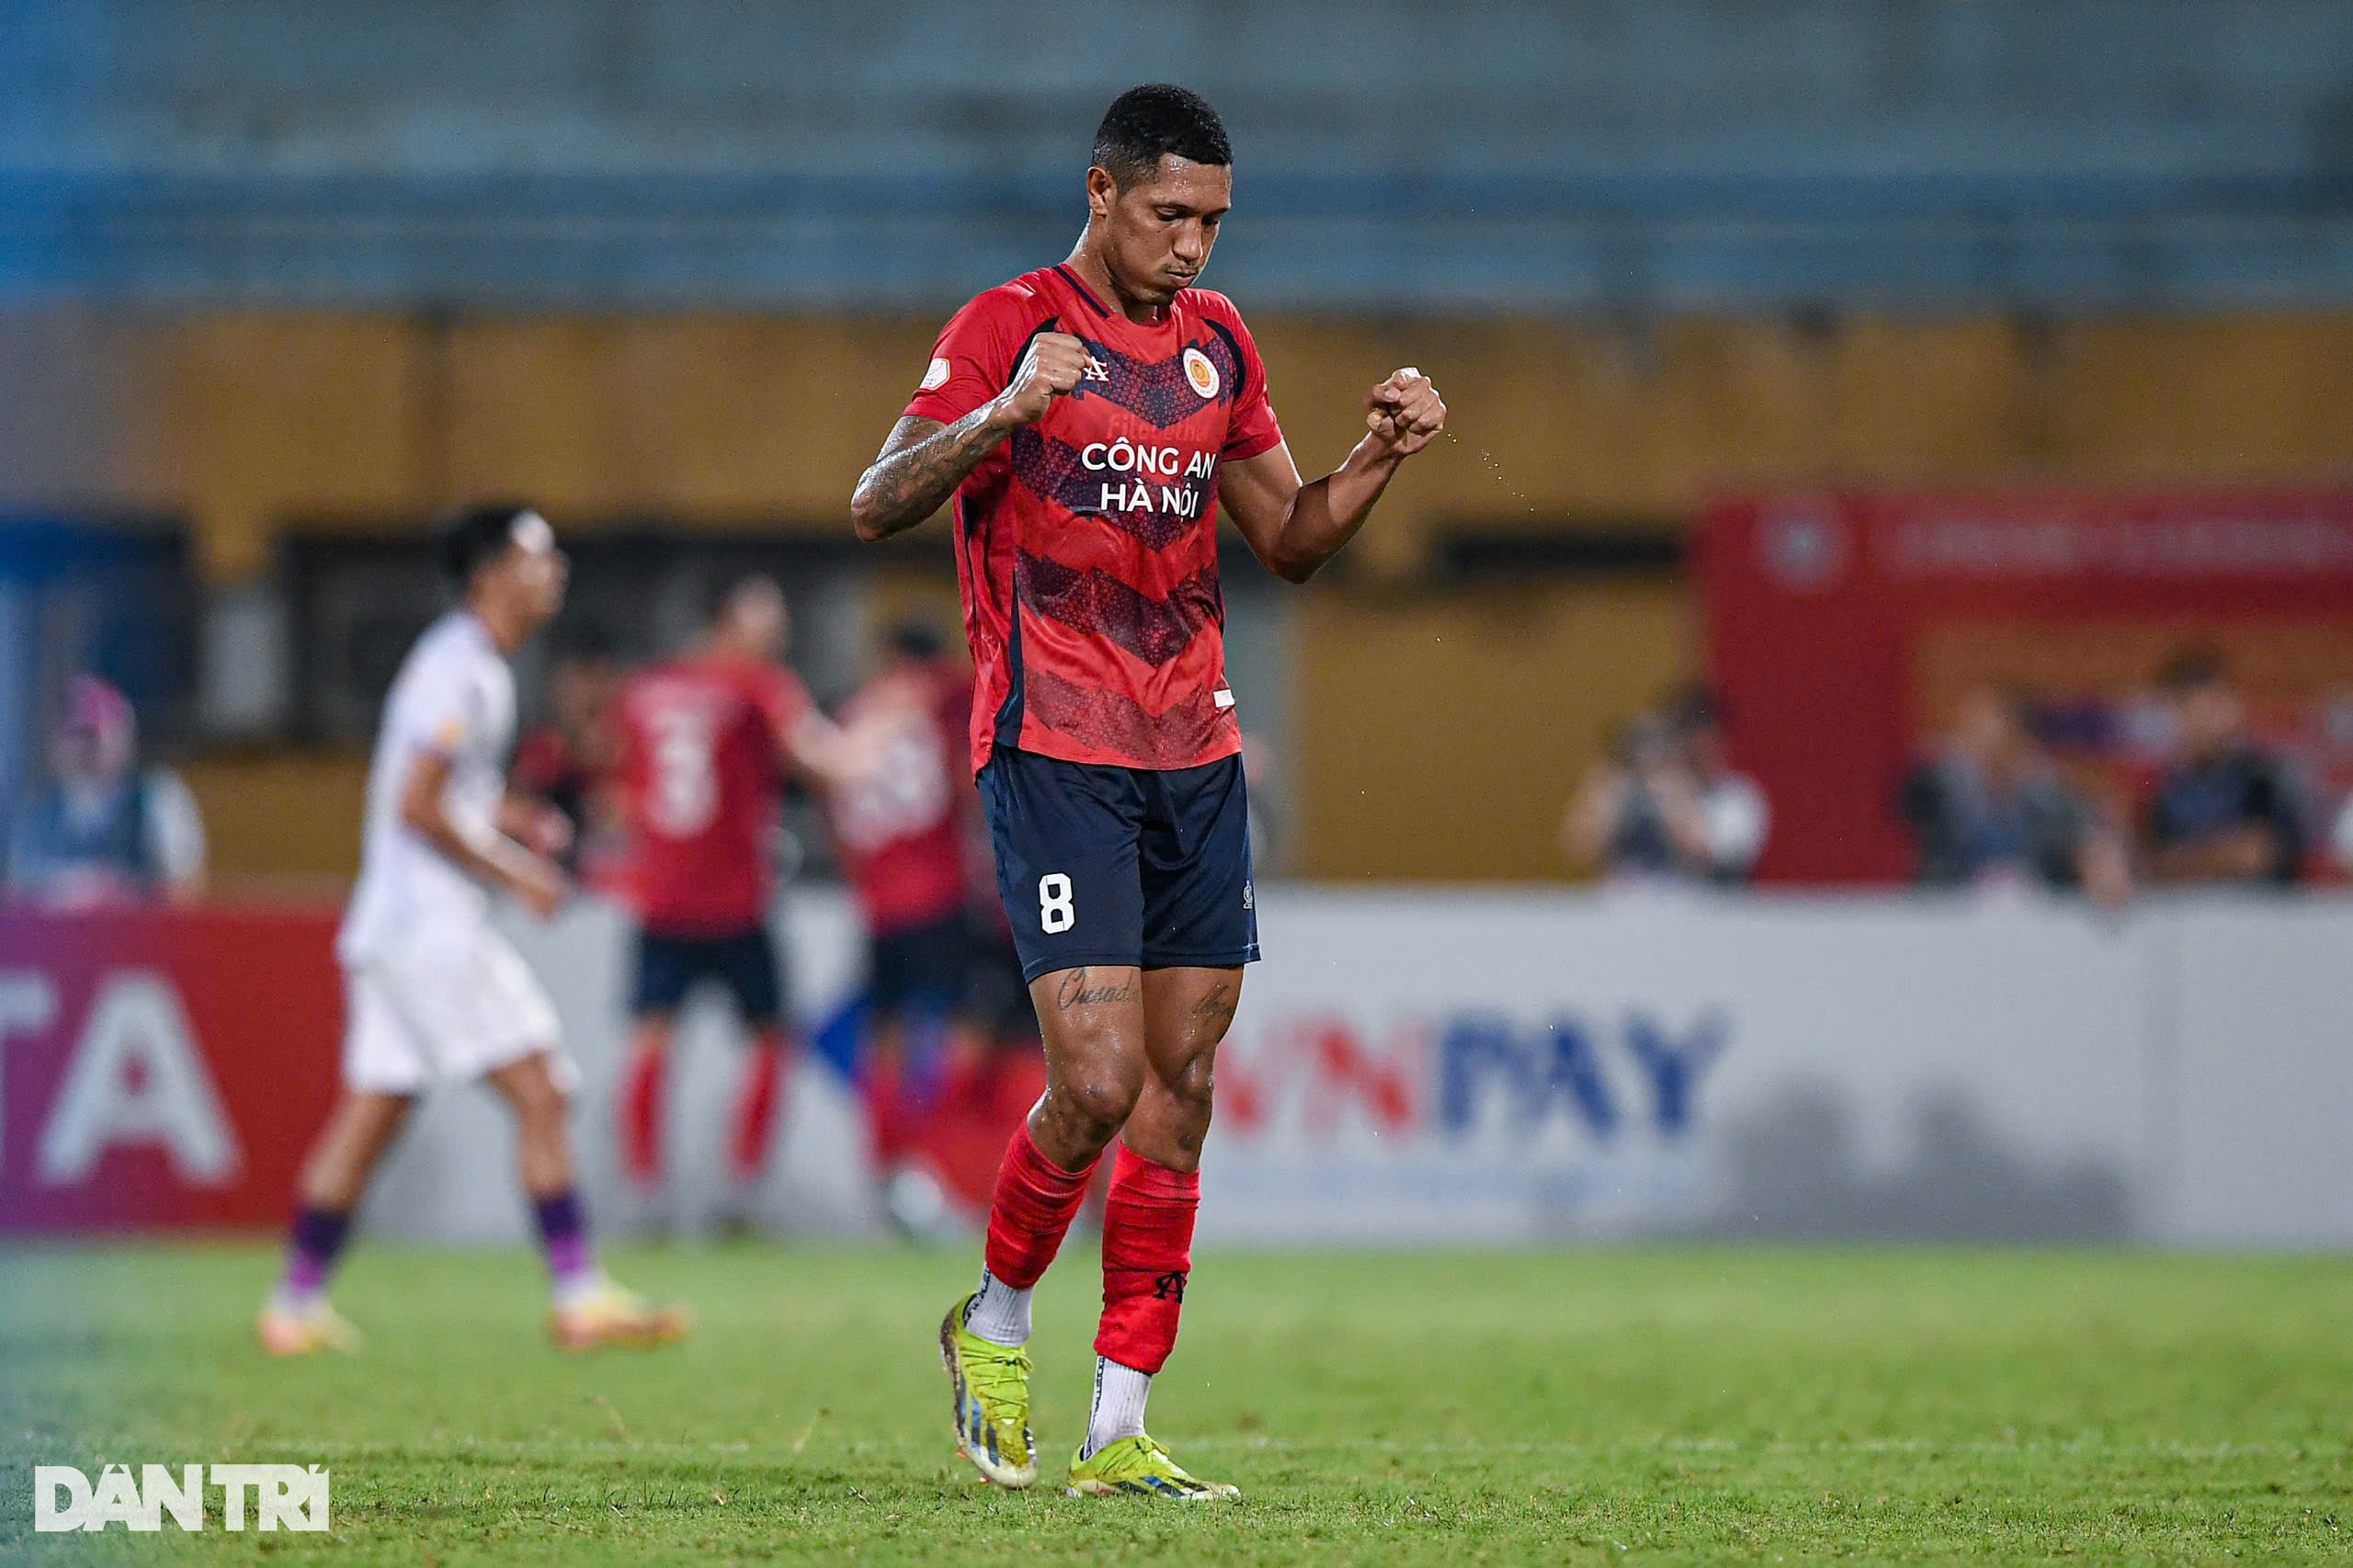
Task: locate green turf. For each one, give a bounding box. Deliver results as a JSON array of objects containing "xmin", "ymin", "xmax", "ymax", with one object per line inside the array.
[{"xmin": 2, "ymin": 1242, "xmax": 2348, "ymax": 1564}]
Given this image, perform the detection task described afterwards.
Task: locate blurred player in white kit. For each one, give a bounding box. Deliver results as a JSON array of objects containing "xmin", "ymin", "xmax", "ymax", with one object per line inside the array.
[{"xmin": 258, "ymin": 502, "xmax": 687, "ymax": 1355}]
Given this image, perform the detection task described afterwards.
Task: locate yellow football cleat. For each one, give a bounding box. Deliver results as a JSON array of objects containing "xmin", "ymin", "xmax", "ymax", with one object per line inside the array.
[
  {"xmin": 256, "ymin": 1298, "xmax": 361, "ymax": 1357},
  {"xmin": 548, "ymin": 1278, "xmax": 692, "ymax": 1352},
  {"xmin": 1065, "ymin": 1435, "xmax": 1239, "ymax": 1502},
  {"xmin": 938, "ymin": 1295, "xmax": 1038, "ymax": 1488}
]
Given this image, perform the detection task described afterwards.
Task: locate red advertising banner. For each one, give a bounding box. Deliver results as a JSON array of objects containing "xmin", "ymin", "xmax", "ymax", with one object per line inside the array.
[
  {"xmin": 1699, "ymin": 490, "xmax": 2353, "ymax": 883},
  {"xmin": 0, "ymin": 904, "xmax": 342, "ymax": 1231}
]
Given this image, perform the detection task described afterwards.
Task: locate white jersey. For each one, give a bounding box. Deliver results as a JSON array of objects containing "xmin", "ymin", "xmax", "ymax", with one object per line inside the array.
[{"xmin": 337, "ymin": 611, "xmax": 517, "ymax": 966}]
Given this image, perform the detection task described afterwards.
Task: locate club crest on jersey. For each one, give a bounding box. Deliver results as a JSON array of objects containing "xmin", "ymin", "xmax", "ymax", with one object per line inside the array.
[
  {"xmin": 1182, "ymin": 347, "xmax": 1219, "ymax": 399},
  {"xmin": 1085, "ymin": 353, "xmax": 1110, "ymax": 382}
]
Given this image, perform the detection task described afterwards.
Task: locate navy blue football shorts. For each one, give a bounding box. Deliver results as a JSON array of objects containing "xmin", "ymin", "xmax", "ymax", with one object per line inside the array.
[
  {"xmin": 978, "ymin": 747, "xmax": 1259, "ymax": 984},
  {"xmin": 631, "ymin": 924, "xmax": 786, "ymax": 1028},
  {"xmin": 867, "ymin": 911, "xmax": 973, "ymax": 1017}
]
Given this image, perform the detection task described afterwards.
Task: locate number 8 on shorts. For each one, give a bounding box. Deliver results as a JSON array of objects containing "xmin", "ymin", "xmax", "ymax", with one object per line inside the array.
[{"xmin": 1039, "ymin": 872, "xmax": 1075, "ymax": 934}]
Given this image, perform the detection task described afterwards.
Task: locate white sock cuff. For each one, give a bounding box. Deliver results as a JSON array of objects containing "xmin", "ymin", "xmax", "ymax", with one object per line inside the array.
[
  {"xmin": 1084, "ymin": 1357, "xmax": 1152, "ymax": 1457},
  {"xmin": 963, "ymin": 1267, "xmax": 1033, "ymax": 1347}
]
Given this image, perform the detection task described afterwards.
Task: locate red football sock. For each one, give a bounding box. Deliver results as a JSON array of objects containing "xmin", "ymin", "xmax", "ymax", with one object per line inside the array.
[
  {"xmin": 863, "ymin": 1051, "xmax": 908, "ymax": 1170},
  {"xmin": 983, "ymin": 1121, "xmax": 1098, "ymax": 1289},
  {"xmin": 1094, "ymin": 1143, "xmax": 1199, "ymax": 1376},
  {"xmin": 620, "ymin": 1025, "xmax": 669, "ymax": 1189},
  {"xmin": 729, "ymin": 1028, "xmax": 792, "ymax": 1183}
]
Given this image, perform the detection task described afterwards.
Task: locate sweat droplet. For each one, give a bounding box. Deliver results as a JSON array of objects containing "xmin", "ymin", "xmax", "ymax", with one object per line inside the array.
[{"xmin": 1452, "ymin": 432, "xmax": 1538, "ymax": 516}]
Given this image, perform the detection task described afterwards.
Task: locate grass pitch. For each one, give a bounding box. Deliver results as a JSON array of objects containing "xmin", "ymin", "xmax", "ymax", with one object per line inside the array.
[{"xmin": 2, "ymin": 1242, "xmax": 2348, "ymax": 1563}]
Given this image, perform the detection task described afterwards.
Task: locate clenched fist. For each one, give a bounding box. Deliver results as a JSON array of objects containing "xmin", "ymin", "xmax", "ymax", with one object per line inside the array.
[
  {"xmin": 1364, "ymin": 367, "xmax": 1446, "ymax": 458},
  {"xmin": 991, "ymin": 332, "xmax": 1094, "ymax": 428}
]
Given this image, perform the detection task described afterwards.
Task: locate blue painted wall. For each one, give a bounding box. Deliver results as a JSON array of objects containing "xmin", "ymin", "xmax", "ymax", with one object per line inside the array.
[{"xmin": 5, "ymin": 1, "xmax": 2352, "ymax": 308}]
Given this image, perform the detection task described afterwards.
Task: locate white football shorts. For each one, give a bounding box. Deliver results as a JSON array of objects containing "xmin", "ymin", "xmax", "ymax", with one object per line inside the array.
[{"xmin": 341, "ymin": 928, "xmax": 576, "ymax": 1096}]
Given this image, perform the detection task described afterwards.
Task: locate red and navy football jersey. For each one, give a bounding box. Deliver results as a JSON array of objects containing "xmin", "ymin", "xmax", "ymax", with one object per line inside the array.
[
  {"xmin": 612, "ymin": 653, "xmax": 808, "ymax": 935},
  {"xmin": 904, "ymin": 265, "xmax": 1284, "ymax": 774},
  {"xmin": 826, "ymin": 657, "xmax": 977, "ymax": 935}
]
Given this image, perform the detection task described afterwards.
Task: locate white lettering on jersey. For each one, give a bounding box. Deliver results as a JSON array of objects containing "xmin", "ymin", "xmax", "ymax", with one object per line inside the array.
[
  {"xmin": 644, "ymin": 699, "xmax": 721, "ymax": 837},
  {"xmin": 835, "ymin": 722, "xmax": 950, "ymax": 854}
]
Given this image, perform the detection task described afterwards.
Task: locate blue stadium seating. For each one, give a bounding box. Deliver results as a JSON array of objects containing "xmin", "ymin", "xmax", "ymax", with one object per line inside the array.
[{"xmin": 4, "ymin": 0, "xmax": 2350, "ymax": 307}]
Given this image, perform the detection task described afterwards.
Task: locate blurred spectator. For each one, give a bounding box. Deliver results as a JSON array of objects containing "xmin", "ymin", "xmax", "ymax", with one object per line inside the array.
[
  {"xmin": 7, "ymin": 675, "xmax": 206, "ymax": 906},
  {"xmin": 2333, "ymin": 792, "xmax": 2353, "ymax": 875},
  {"xmin": 1563, "ymin": 687, "xmax": 1768, "ymax": 884},
  {"xmin": 2143, "ymin": 649, "xmax": 2304, "ymax": 886},
  {"xmin": 1898, "ymin": 684, "xmax": 2131, "ymax": 905},
  {"xmin": 511, "ymin": 622, "xmax": 621, "ymax": 876}
]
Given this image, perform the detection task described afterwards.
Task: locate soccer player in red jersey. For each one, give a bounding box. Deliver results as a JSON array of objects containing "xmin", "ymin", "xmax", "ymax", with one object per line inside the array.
[
  {"xmin": 850, "ymin": 84, "xmax": 1445, "ymax": 1499},
  {"xmin": 829, "ymin": 620, "xmax": 979, "ymax": 1033},
  {"xmin": 826, "ymin": 619, "xmax": 976, "ymax": 1174},
  {"xmin": 509, "ymin": 623, "xmax": 621, "ymax": 879},
  {"xmin": 609, "ymin": 574, "xmax": 866, "ymax": 1204},
  {"xmin": 828, "ymin": 622, "xmax": 1057, "ymax": 1235}
]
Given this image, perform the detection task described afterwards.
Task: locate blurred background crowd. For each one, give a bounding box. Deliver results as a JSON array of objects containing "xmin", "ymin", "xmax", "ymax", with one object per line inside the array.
[
  {"xmin": 9, "ymin": 1, "xmax": 2353, "ymax": 905},
  {"xmin": 15, "ymin": 635, "xmax": 2347, "ymax": 909},
  {"xmin": 7, "ymin": 1, "xmax": 2353, "ymax": 1247}
]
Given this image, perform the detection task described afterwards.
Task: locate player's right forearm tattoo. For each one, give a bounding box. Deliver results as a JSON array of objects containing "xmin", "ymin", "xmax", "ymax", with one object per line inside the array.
[{"xmin": 852, "ymin": 407, "xmax": 1010, "ymax": 540}]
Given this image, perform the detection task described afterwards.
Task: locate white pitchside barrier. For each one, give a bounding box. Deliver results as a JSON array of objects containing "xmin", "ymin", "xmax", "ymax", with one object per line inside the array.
[{"xmin": 332, "ymin": 888, "xmax": 2353, "ymax": 1251}]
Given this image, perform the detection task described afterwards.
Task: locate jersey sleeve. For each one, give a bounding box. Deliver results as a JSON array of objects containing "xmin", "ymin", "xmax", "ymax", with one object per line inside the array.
[
  {"xmin": 606, "ymin": 677, "xmax": 649, "ymax": 795},
  {"xmin": 142, "ymin": 767, "xmax": 208, "ymax": 888},
  {"xmin": 510, "ymin": 727, "xmax": 567, "ymax": 793},
  {"xmin": 756, "ymin": 666, "xmax": 817, "ymax": 765},
  {"xmin": 903, "ymin": 285, "xmax": 1037, "ymax": 426},
  {"xmin": 1199, "ymin": 292, "xmax": 1285, "ymax": 462},
  {"xmin": 401, "ymin": 643, "xmax": 483, "ymax": 764}
]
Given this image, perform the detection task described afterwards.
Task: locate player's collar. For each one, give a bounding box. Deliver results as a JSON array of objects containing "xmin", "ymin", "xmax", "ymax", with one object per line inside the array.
[
  {"xmin": 452, "ymin": 608, "xmax": 505, "ymax": 656},
  {"xmin": 1052, "ymin": 264, "xmax": 1114, "ymax": 318},
  {"xmin": 1051, "ymin": 262, "xmax": 1172, "ymax": 328}
]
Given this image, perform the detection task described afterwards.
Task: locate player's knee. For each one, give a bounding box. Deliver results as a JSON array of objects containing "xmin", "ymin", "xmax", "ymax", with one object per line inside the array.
[
  {"xmin": 494, "ymin": 1055, "xmax": 570, "ymax": 1122},
  {"xmin": 1163, "ymin": 1051, "xmax": 1217, "ymax": 1120},
  {"xmin": 1050, "ymin": 1066, "xmax": 1143, "ymax": 1149}
]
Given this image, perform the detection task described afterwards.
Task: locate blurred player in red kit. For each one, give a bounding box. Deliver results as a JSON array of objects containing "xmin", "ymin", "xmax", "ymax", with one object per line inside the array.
[
  {"xmin": 509, "ymin": 622, "xmax": 622, "ymax": 882},
  {"xmin": 826, "ymin": 620, "xmax": 976, "ymax": 1192},
  {"xmin": 826, "ymin": 620, "xmax": 1047, "ymax": 1234},
  {"xmin": 851, "ymin": 85, "xmax": 1444, "ymax": 1498},
  {"xmin": 609, "ymin": 574, "xmax": 871, "ymax": 1204},
  {"xmin": 830, "ymin": 620, "xmax": 977, "ymax": 1038}
]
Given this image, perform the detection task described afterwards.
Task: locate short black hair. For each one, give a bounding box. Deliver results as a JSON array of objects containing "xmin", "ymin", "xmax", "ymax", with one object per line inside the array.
[
  {"xmin": 2157, "ymin": 645, "xmax": 2231, "ymax": 694},
  {"xmin": 1093, "ymin": 84, "xmax": 1231, "ymax": 187},
  {"xmin": 435, "ymin": 500, "xmax": 538, "ymax": 586}
]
